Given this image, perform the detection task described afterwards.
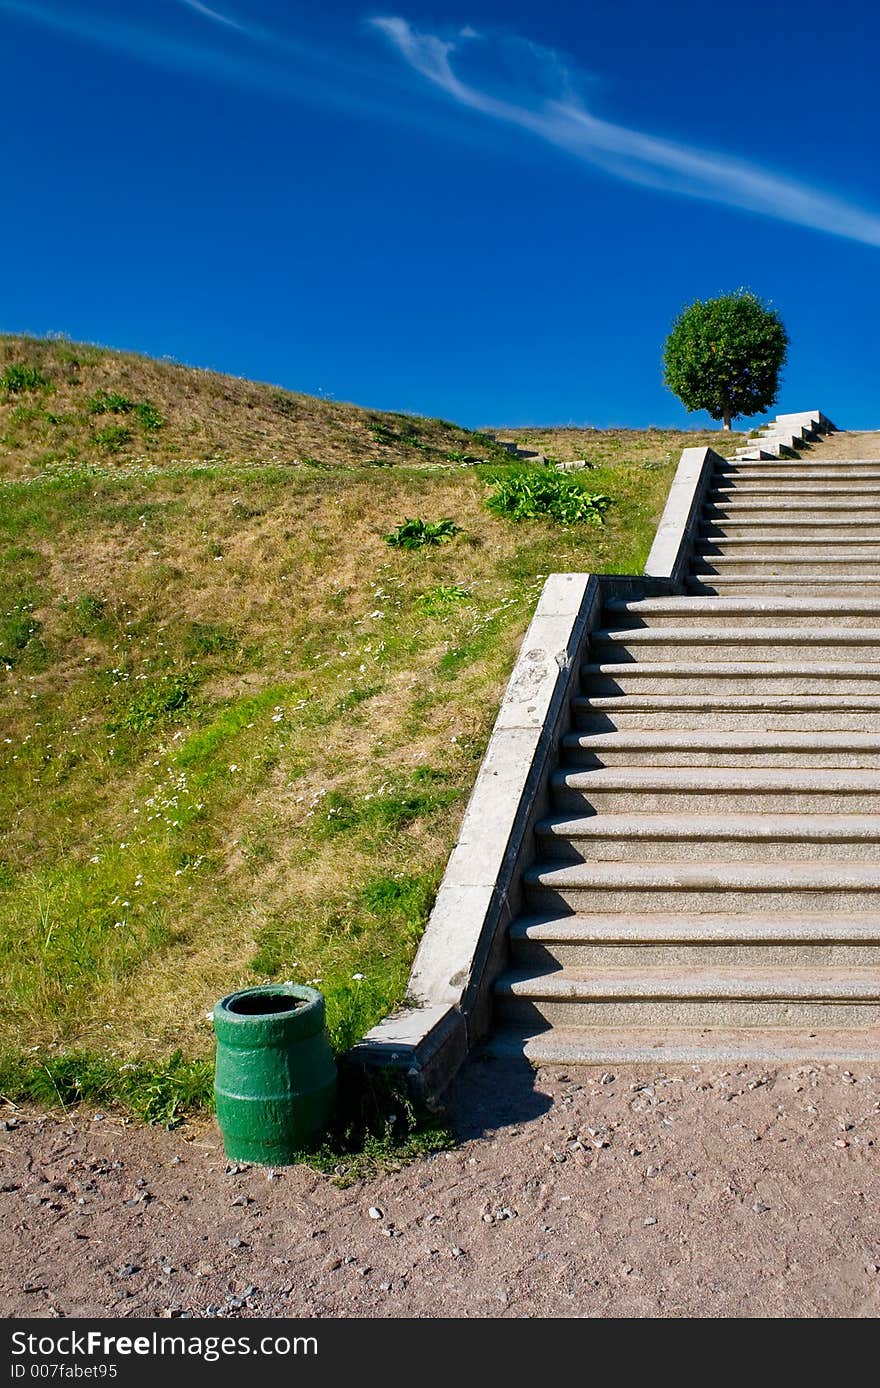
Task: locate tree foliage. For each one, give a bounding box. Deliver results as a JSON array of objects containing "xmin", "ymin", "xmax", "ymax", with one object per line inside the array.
[{"xmin": 662, "ymin": 290, "xmax": 789, "ymax": 428}]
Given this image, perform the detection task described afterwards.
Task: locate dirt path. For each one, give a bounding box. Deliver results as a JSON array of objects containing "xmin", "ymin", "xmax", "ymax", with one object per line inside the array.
[
  {"xmin": 804, "ymin": 430, "xmax": 880, "ymax": 459},
  {"xmin": 1, "ymin": 1056, "xmax": 878, "ymax": 1319}
]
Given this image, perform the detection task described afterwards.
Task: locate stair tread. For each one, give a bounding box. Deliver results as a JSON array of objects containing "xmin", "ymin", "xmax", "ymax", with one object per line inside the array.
[
  {"xmin": 510, "ymin": 910, "xmax": 880, "ymax": 940},
  {"xmin": 605, "ymin": 597, "xmax": 880, "ymax": 614},
  {"xmin": 583, "ymin": 660, "xmax": 880, "ymax": 674},
  {"xmin": 555, "ymin": 766, "xmax": 880, "ymax": 789},
  {"xmin": 526, "ymin": 860, "xmax": 880, "ymax": 888},
  {"xmin": 496, "ymin": 966, "xmax": 879, "ymax": 997},
  {"xmin": 564, "ymin": 731, "xmax": 880, "ymax": 749},
  {"xmin": 488, "ymin": 1026, "xmax": 880, "ymax": 1063},
  {"xmin": 591, "ymin": 626, "xmax": 880, "ymax": 643},
  {"xmin": 574, "ymin": 694, "xmax": 880, "ymax": 709},
  {"xmin": 537, "ymin": 811, "xmax": 880, "ymax": 837}
]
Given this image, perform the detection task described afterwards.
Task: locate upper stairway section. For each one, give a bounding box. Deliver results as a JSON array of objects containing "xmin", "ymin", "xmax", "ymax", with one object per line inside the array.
[
  {"xmin": 683, "ymin": 414, "xmax": 880, "ymax": 594},
  {"xmin": 355, "ymin": 409, "xmax": 880, "ymax": 1091}
]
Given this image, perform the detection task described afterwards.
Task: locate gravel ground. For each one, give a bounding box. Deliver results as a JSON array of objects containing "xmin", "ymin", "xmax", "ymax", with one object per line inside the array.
[{"xmin": 1, "ymin": 1055, "xmax": 878, "ymax": 1320}]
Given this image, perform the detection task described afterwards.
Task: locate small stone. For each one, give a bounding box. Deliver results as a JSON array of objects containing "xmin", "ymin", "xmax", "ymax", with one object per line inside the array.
[
  {"xmin": 752, "ymin": 1202, "xmax": 771, "ymax": 1214},
  {"xmin": 450, "ymin": 1247, "xmax": 464, "ymax": 1258},
  {"xmin": 600, "ymin": 1072, "xmax": 615, "ymax": 1085},
  {"xmin": 646, "ymin": 1166, "xmax": 660, "ymax": 1178},
  {"xmin": 368, "ymin": 1206, "xmax": 383, "ymax": 1220},
  {"xmin": 118, "ymin": 1264, "xmax": 140, "ymax": 1278},
  {"xmin": 644, "ymin": 1216, "xmax": 657, "ymax": 1227},
  {"xmin": 231, "ymin": 1195, "xmax": 252, "ymax": 1207},
  {"xmin": 227, "ymin": 1238, "xmax": 246, "ymax": 1249}
]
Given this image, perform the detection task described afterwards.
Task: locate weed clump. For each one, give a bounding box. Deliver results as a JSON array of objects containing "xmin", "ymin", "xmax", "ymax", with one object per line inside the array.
[
  {"xmin": 1, "ymin": 364, "xmax": 49, "ymax": 394},
  {"xmin": 88, "ymin": 391, "xmax": 163, "ymax": 432},
  {"xmin": 485, "ymin": 469, "xmax": 611, "ymax": 525},
  {"xmin": 385, "ymin": 517, "xmax": 460, "ymax": 549}
]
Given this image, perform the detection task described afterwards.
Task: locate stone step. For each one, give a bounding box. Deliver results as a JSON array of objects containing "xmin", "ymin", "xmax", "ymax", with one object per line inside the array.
[
  {"xmin": 494, "ymin": 967, "xmax": 880, "ymax": 1029},
  {"xmin": 581, "ymin": 661, "xmax": 880, "ymax": 696},
  {"xmin": 734, "ymin": 443, "xmax": 799, "ymax": 460},
  {"xmin": 560, "ymin": 728, "xmax": 880, "ymax": 767},
  {"xmin": 551, "ymin": 765, "xmax": 880, "ymax": 813},
  {"xmin": 704, "ymin": 499, "xmax": 880, "ymax": 514},
  {"xmin": 702, "ymin": 523, "xmax": 880, "ymax": 540},
  {"xmin": 535, "ymin": 813, "xmax": 880, "ymax": 861},
  {"xmin": 603, "ymin": 597, "xmax": 880, "ymax": 629},
  {"xmin": 774, "ymin": 410, "xmax": 835, "ymax": 433},
  {"xmin": 687, "ymin": 576, "xmax": 880, "ymax": 595},
  {"xmin": 692, "ymin": 558, "xmax": 880, "ymax": 575},
  {"xmin": 524, "ymin": 859, "xmax": 880, "ymax": 913},
  {"xmin": 709, "ymin": 483, "xmax": 880, "ymax": 497},
  {"xmin": 590, "ymin": 626, "xmax": 880, "ymax": 662},
  {"xmin": 487, "ymin": 1025, "xmax": 880, "ymax": 1064},
  {"xmin": 697, "ymin": 538, "xmax": 880, "ymax": 556},
  {"xmin": 573, "ymin": 694, "xmax": 880, "ymax": 732},
  {"xmin": 717, "ymin": 460, "xmax": 874, "ymax": 474},
  {"xmin": 509, "ymin": 910, "xmax": 880, "ymax": 967},
  {"xmin": 717, "ymin": 469, "xmax": 880, "ymax": 482}
]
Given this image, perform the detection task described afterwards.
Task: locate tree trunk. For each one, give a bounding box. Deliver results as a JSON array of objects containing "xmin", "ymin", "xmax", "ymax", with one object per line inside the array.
[{"xmin": 722, "ymin": 409, "xmax": 732, "ymax": 431}]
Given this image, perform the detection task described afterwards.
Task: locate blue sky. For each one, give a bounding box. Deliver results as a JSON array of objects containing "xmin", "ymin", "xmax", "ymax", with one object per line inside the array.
[{"xmin": 2, "ymin": 0, "xmax": 878, "ymax": 428}]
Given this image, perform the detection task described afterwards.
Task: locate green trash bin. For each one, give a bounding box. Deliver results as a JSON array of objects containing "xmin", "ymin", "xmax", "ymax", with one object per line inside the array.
[{"xmin": 214, "ymin": 983, "xmax": 337, "ymax": 1165}]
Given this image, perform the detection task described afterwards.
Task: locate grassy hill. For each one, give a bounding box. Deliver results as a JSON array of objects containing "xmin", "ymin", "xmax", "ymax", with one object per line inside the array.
[
  {"xmin": 0, "ymin": 334, "xmax": 735, "ymax": 1119},
  {"xmin": 0, "ymin": 333, "xmax": 506, "ymax": 476}
]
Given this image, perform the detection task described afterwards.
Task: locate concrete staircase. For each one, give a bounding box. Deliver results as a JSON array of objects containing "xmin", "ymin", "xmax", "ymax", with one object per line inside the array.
[{"xmin": 492, "ymin": 439, "xmax": 880, "ymax": 1063}]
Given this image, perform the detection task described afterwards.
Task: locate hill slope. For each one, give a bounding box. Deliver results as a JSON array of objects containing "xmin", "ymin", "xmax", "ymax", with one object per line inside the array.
[
  {"xmin": 0, "ymin": 335, "xmax": 737, "ymax": 1115},
  {"xmin": 0, "ymin": 333, "xmax": 502, "ymax": 476}
]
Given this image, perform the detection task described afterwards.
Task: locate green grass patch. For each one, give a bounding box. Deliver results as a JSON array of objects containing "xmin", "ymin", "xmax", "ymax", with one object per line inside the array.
[
  {"xmin": 109, "ymin": 672, "xmax": 194, "ymax": 734},
  {"xmin": 317, "ymin": 775, "xmax": 458, "ymax": 839},
  {"xmin": 0, "ymin": 1049, "xmax": 213, "ymax": 1125},
  {"xmin": 1, "ymin": 364, "xmax": 50, "ymax": 394}
]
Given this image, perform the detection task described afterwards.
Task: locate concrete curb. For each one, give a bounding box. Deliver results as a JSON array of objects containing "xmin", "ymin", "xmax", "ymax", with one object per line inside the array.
[
  {"xmin": 349, "ymin": 572, "xmax": 602, "ymax": 1094},
  {"xmin": 644, "ymin": 447, "xmax": 723, "ymax": 586}
]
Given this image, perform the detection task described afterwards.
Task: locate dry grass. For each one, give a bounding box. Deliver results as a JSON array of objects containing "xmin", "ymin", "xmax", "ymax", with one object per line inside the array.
[
  {"xmin": 805, "ymin": 431, "xmax": 880, "ymax": 459},
  {"xmin": 493, "ymin": 425, "xmax": 739, "ymax": 467},
  {"xmin": 0, "ymin": 334, "xmax": 499, "ymax": 477},
  {"xmin": 0, "ymin": 337, "xmax": 742, "ymax": 1081}
]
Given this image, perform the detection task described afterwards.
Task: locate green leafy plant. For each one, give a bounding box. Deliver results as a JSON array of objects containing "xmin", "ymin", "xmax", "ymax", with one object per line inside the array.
[
  {"xmin": 93, "ymin": 423, "xmax": 132, "ymax": 453},
  {"xmin": 110, "ymin": 673, "xmax": 193, "ymax": 733},
  {"xmin": 135, "ymin": 400, "xmax": 163, "ymax": 431},
  {"xmin": 0, "ymin": 602, "xmax": 41, "ymax": 663},
  {"xmin": 384, "ymin": 517, "xmax": 461, "ymax": 549},
  {"xmin": 88, "ymin": 391, "xmax": 163, "ymax": 431},
  {"xmin": 485, "ymin": 470, "xmax": 611, "ymax": 525},
  {"xmin": 417, "ymin": 584, "xmax": 471, "ymax": 613},
  {"xmin": 1, "ymin": 364, "xmax": 49, "ymax": 393},
  {"xmin": 662, "ymin": 288, "xmax": 789, "ymax": 430},
  {"xmin": 74, "ymin": 592, "xmax": 108, "ymax": 634},
  {"xmin": 88, "ymin": 389, "xmax": 134, "ymax": 415}
]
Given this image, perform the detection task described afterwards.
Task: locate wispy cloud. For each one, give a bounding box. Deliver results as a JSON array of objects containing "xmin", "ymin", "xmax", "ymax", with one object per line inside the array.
[
  {"xmin": 176, "ymin": 0, "xmax": 245, "ymax": 33},
  {"xmin": 372, "ymin": 16, "xmax": 880, "ymax": 249}
]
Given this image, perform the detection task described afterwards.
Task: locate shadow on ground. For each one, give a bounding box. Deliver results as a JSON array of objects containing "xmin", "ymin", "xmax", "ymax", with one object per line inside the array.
[{"xmin": 442, "ymin": 1051, "xmax": 554, "ymax": 1141}]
